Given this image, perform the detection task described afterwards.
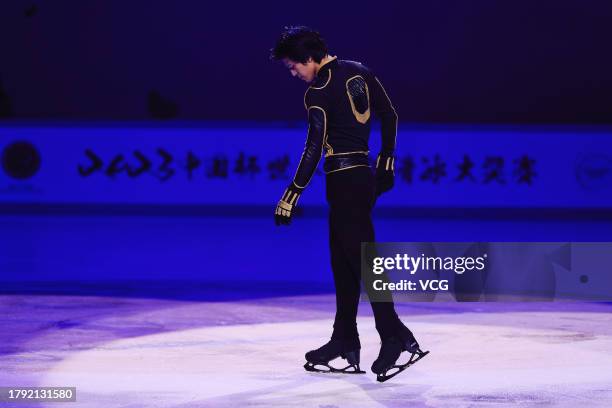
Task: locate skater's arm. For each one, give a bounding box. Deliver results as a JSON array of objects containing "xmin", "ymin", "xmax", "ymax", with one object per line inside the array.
[
  {"xmin": 368, "ymin": 74, "xmax": 397, "ymax": 158},
  {"xmin": 367, "ymin": 71, "xmax": 397, "ymax": 196},
  {"xmin": 275, "ymin": 89, "xmax": 329, "ymax": 226},
  {"xmin": 291, "ymin": 89, "xmax": 329, "ymax": 189}
]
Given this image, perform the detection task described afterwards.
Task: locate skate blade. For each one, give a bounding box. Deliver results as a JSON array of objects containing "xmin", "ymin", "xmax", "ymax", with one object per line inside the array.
[
  {"xmin": 376, "ymin": 350, "xmax": 430, "ymax": 383},
  {"xmin": 304, "ymin": 362, "xmax": 365, "ymax": 374},
  {"xmin": 331, "ymin": 365, "xmax": 366, "ymax": 374}
]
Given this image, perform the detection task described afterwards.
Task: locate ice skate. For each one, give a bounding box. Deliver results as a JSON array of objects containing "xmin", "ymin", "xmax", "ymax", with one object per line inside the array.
[
  {"xmin": 304, "ymin": 338, "xmax": 365, "ymax": 374},
  {"xmin": 371, "ymin": 330, "xmax": 429, "ymax": 382}
]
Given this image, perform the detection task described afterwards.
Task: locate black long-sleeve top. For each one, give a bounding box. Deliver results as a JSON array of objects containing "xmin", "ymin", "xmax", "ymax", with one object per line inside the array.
[{"xmin": 292, "ymin": 56, "xmax": 398, "ymax": 189}]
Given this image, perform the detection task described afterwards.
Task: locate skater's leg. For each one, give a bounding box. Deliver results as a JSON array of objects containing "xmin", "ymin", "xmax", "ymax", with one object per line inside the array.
[
  {"xmin": 347, "ymin": 226, "xmax": 403, "ymax": 340},
  {"xmin": 340, "ymin": 217, "xmax": 402, "ymax": 340},
  {"xmin": 328, "ymin": 208, "xmax": 360, "ymax": 342},
  {"xmin": 331, "ymin": 167, "xmax": 404, "ymax": 340},
  {"xmin": 301, "ymin": 178, "xmax": 365, "ymax": 375}
]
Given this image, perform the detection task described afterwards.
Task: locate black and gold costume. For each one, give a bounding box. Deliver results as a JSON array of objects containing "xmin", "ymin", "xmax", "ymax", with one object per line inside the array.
[
  {"xmin": 292, "ymin": 56, "xmax": 397, "ymax": 187},
  {"xmin": 276, "ymin": 56, "xmax": 407, "ymax": 342}
]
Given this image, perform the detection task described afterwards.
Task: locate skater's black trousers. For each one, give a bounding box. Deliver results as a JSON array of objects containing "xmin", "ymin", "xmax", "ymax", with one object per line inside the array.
[{"xmin": 326, "ymin": 166, "xmax": 405, "ymax": 342}]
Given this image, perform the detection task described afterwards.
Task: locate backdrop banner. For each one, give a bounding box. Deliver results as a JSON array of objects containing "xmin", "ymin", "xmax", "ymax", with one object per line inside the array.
[{"xmin": 1, "ymin": 123, "xmax": 611, "ymax": 207}]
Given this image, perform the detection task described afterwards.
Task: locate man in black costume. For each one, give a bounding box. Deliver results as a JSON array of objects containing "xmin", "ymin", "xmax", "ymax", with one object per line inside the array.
[{"xmin": 271, "ymin": 26, "xmax": 428, "ymax": 382}]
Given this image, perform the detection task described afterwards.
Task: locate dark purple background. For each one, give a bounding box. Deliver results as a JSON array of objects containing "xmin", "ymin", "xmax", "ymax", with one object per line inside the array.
[{"xmin": 1, "ymin": 0, "xmax": 611, "ymax": 123}]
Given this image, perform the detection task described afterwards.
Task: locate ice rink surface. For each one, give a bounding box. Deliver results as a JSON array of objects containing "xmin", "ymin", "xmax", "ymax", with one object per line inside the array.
[{"xmin": 1, "ymin": 293, "xmax": 611, "ymax": 407}]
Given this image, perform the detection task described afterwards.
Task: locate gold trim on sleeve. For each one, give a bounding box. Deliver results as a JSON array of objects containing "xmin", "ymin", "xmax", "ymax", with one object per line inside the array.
[
  {"xmin": 303, "ymin": 88, "xmax": 310, "ymax": 111},
  {"xmin": 374, "ymin": 76, "xmax": 398, "ymax": 148},
  {"xmin": 292, "ymin": 105, "xmax": 327, "ymax": 189},
  {"xmin": 303, "ymin": 73, "xmax": 331, "ymax": 111}
]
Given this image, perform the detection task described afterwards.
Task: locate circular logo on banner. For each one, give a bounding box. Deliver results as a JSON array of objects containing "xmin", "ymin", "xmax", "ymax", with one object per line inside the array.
[
  {"xmin": 1, "ymin": 141, "xmax": 42, "ymax": 180},
  {"xmin": 575, "ymin": 153, "xmax": 612, "ymax": 192}
]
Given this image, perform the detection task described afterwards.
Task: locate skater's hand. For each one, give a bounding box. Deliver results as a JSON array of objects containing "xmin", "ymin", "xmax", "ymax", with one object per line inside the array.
[
  {"xmin": 275, "ymin": 184, "xmax": 302, "ymax": 226},
  {"xmin": 375, "ymin": 154, "xmax": 395, "ymax": 197}
]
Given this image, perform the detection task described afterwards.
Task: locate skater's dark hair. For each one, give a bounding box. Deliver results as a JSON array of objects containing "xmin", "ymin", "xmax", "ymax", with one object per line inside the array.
[{"xmin": 270, "ymin": 26, "xmax": 328, "ymax": 64}]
